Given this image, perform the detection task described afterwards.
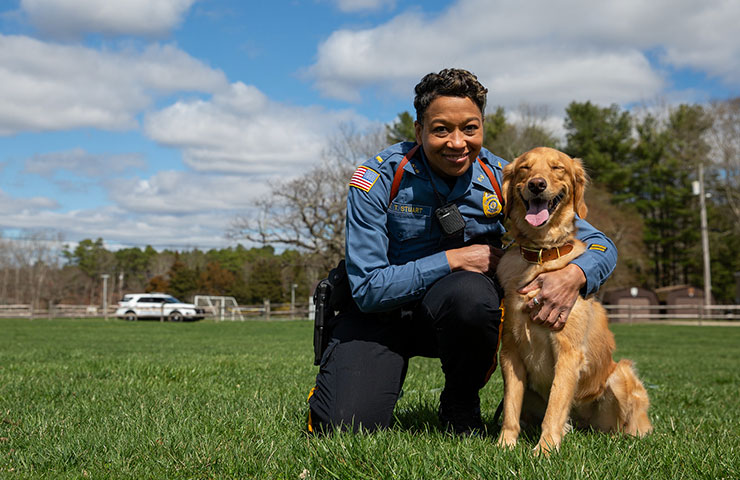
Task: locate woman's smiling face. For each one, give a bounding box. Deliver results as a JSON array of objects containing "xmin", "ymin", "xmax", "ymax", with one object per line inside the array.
[{"xmin": 414, "ymin": 95, "xmax": 484, "ymax": 178}]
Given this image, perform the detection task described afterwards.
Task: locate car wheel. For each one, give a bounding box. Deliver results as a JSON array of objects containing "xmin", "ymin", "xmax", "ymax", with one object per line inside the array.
[
  {"xmin": 124, "ymin": 311, "xmax": 137, "ymax": 322},
  {"xmin": 168, "ymin": 311, "xmax": 183, "ymax": 322}
]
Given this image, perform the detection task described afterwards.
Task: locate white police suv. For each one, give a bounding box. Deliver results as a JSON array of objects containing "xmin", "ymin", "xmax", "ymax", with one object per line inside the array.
[{"xmin": 115, "ymin": 293, "xmax": 206, "ymax": 322}]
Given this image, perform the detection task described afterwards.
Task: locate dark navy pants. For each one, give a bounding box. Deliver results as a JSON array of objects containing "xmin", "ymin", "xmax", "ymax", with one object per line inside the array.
[{"xmin": 308, "ymin": 271, "xmax": 502, "ymax": 432}]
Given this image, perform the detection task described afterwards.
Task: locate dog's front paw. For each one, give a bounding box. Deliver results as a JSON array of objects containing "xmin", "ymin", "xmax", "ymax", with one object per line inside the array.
[
  {"xmin": 496, "ymin": 429, "xmax": 519, "ymax": 448},
  {"xmin": 533, "ymin": 435, "xmax": 559, "ymax": 457}
]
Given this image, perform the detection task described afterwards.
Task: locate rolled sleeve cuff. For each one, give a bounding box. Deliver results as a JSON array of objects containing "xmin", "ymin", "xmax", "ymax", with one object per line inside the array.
[
  {"xmin": 419, "ymin": 251, "xmax": 452, "ymax": 285},
  {"xmin": 571, "ymin": 252, "xmax": 615, "ymax": 297}
]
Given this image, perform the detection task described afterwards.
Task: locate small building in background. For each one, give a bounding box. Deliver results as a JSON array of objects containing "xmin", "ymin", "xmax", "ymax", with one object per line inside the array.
[
  {"xmin": 654, "ymin": 285, "xmax": 709, "ymax": 317},
  {"xmin": 602, "ymin": 287, "xmax": 659, "ymax": 321}
]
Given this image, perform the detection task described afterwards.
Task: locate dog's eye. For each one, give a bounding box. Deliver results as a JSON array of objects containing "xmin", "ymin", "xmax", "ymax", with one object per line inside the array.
[
  {"xmin": 551, "ymin": 165, "xmax": 563, "ymax": 171},
  {"xmin": 519, "ymin": 165, "xmax": 530, "ymax": 170}
]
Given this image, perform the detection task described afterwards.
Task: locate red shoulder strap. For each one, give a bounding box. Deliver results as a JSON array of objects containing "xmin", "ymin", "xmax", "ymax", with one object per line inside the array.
[
  {"xmin": 477, "ymin": 157, "xmax": 504, "ymax": 206},
  {"xmin": 388, "ymin": 146, "xmax": 504, "ymax": 208},
  {"xmin": 388, "ymin": 144, "xmax": 420, "ymax": 207}
]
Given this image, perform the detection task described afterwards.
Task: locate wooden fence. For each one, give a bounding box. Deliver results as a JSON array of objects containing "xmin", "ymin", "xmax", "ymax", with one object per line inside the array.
[
  {"xmin": 603, "ymin": 304, "xmax": 740, "ymax": 322},
  {"xmin": 1, "ymin": 302, "xmax": 738, "ymax": 322},
  {"xmin": 0, "ymin": 301, "xmax": 311, "ymax": 321}
]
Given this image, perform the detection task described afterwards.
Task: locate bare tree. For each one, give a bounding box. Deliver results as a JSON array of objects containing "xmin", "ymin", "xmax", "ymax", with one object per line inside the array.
[
  {"xmin": 0, "ymin": 230, "xmax": 64, "ymax": 307},
  {"xmin": 148, "ymin": 252, "xmax": 176, "ymax": 278},
  {"xmin": 707, "ymin": 97, "xmax": 740, "ymax": 231},
  {"xmin": 230, "ymin": 123, "xmax": 387, "ymax": 272}
]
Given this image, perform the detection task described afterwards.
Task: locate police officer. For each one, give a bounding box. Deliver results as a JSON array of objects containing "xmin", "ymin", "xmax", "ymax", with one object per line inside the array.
[{"xmin": 308, "ymin": 69, "xmax": 616, "ymax": 435}]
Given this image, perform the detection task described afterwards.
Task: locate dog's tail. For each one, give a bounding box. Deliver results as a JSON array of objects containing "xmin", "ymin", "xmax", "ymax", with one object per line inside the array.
[{"xmin": 608, "ymin": 359, "xmax": 653, "ymax": 437}]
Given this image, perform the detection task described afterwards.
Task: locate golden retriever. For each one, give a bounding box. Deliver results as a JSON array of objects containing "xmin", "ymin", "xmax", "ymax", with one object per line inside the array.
[{"xmin": 495, "ymin": 147, "xmax": 652, "ymax": 455}]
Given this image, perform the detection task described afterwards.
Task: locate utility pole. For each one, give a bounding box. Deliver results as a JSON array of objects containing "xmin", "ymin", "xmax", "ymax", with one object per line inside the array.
[
  {"xmin": 291, "ymin": 283, "xmax": 298, "ymax": 318},
  {"xmin": 101, "ymin": 274, "xmax": 110, "ymax": 321},
  {"xmin": 694, "ymin": 163, "xmax": 712, "ymax": 308}
]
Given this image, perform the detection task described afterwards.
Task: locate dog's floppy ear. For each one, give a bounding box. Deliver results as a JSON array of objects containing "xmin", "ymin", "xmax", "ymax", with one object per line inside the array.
[
  {"xmin": 502, "ymin": 160, "xmax": 517, "ymax": 218},
  {"xmin": 571, "ymin": 157, "xmax": 589, "ymax": 219}
]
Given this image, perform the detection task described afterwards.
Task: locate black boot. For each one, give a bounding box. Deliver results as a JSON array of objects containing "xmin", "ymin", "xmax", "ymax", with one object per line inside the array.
[{"xmin": 438, "ymin": 389, "xmax": 484, "ymax": 436}]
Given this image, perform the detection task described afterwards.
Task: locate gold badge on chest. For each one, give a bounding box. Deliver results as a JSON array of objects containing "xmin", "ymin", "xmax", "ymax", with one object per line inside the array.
[{"xmin": 483, "ymin": 192, "xmax": 502, "ymax": 217}]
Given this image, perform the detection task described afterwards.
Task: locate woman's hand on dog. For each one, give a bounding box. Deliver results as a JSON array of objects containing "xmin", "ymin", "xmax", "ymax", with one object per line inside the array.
[
  {"xmin": 519, "ymin": 264, "xmax": 586, "ymax": 331},
  {"xmin": 446, "ymin": 244, "xmax": 505, "ymax": 275}
]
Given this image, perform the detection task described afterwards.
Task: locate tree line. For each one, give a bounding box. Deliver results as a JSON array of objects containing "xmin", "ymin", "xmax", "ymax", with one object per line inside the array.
[
  {"xmin": 0, "ymin": 235, "xmax": 318, "ymax": 308},
  {"xmin": 1, "ymin": 98, "xmax": 738, "ymax": 307}
]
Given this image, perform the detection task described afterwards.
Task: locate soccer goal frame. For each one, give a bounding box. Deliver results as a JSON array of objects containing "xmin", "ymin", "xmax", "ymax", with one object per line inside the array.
[{"xmin": 193, "ymin": 295, "xmax": 245, "ymax": 321}]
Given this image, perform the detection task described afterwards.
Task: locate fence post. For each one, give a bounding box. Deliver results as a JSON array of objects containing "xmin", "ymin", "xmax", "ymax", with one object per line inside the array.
[{"xmin": 263, "ymin": 299, "xmax": 270, "ymax": 320}]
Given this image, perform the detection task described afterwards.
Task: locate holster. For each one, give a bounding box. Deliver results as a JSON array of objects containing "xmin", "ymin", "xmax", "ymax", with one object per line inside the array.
[{"xmin": 312, "ymin": 260, "xmax": 351, "ymax": 365}]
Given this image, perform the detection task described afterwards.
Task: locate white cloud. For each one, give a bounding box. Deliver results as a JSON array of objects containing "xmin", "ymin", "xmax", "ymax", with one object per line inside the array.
[
  {"xmin": 307, "ymin": 0, "xmax": 740, "ymax": 111},
  {"xmin": 23, "ymin": 148, "xmax": 146, "ymax": 178},
  {"xmin": 107, "ymin": 170, "xmax": 271, "ymax": 214},
  {"xmin": 0, "ymin": 205, "xmax": 238, "ymax": 250},
  {"xmin": 333, "ymin": 0, "xmax": 396, "ymax": 13},
  {"xmin": 0, "ymin": 189, "xmax": 59, "ymax": 214},
  {"xmin": 144, "ymin": 82, "xmax": 368, "ymax": 174},
  {"xmin": 0, "ymin": 34, "xmax": 228, "ymax": 135},
  {"xmin": 20, "ymin": 0, "xmax": 197, "ymax": 38},
  {"xmin": 0, "ymin": 166, "xmax": 272, "ymax": 249}
]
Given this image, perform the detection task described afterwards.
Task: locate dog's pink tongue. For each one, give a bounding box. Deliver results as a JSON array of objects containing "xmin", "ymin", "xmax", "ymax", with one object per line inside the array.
[{"xmin": 526, "ymin": 199, "xmax": 549, "ymax": 226}]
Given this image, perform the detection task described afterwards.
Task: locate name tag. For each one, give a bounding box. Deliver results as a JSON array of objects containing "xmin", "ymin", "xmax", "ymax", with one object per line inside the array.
[{"xmin": 389, "ymin": 202, "xmax": 432, "ymax": 217}]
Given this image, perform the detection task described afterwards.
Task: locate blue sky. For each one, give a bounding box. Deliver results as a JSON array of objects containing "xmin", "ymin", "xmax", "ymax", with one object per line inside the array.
[{"xmin": 0, "ymin": 0, "xmax": 738, "ymax": 250}]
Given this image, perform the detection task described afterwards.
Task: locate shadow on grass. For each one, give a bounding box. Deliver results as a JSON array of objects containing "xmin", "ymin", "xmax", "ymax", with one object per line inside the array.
[{"xmin": 392, "ymin": 402, "xmax": 522, "ymax": 439}]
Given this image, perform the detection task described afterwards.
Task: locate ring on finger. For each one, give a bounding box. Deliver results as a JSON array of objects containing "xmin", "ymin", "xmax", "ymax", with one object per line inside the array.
[{"xmin": 533, "ymin": 297, "xmax": 540, "ymax": 306}]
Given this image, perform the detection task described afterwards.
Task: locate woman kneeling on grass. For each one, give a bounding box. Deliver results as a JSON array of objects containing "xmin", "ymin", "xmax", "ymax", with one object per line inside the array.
[{"xmin": 307, "ymin": 68, "xmax": 617, "ymax": 435}]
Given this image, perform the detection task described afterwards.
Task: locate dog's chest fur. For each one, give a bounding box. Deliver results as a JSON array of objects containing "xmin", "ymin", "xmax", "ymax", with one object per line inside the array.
[{"xmin": 498, "ymin": 241, "xmax": 588, "ymax": 397}]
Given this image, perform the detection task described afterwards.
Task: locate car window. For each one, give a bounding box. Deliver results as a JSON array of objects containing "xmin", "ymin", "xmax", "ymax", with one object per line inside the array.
[{"xmin": 164, "ymin": 296, "xmax": 180, "ymax": 303}]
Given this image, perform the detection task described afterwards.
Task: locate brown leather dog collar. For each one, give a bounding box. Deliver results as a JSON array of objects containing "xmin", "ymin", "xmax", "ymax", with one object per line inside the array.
[{"xmin": 520, "ymin": 243, "xmax": 574, "ymax": 264}]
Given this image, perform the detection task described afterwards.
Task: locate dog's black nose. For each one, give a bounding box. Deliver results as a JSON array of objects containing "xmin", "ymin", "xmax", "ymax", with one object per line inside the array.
[{"xmin": 528, "ymin": 177, "xmax": 547, "ymax": 194}]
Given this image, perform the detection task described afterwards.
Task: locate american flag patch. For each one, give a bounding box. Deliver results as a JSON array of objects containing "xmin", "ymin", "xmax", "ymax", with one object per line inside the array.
[{"xmin": 349, "ymin": 166, "xmax": 379, "ymax": 192}]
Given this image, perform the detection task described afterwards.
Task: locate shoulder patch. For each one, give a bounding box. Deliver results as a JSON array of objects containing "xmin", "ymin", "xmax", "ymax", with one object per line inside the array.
[
  {"xmin": 349, "ymin": 166, "xmax": 380, "ymax": 192},
  {"xmin": 588, "ymin": 244, "xmax": 608, "ymax": 252}
]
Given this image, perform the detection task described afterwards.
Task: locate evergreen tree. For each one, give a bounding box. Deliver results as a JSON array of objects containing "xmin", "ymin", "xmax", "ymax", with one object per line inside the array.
[
  {"xmin": 662, "ymin": 104, "xmax": 711, "ymax": 287},
  {"xmin": 564, "ymin": 101, "xmax": 633, "ymax": 192},
  {"xmin": 63, "ymin": 238, "xmax": 115, "ymax": 304},
  {"xmin": 386, "ymin": 111, "xmax": 416, "ymax": 144},
  {"xmin": 628, "ymin": 106, "xmax": 711, "ymax": 288},
  {"xmin": 114, "ymin": 246, "xmax": 155, "ymax": 292},
  {"xmin": 166, "ymin": 255, "xmax": 199, "ymax": 301}
]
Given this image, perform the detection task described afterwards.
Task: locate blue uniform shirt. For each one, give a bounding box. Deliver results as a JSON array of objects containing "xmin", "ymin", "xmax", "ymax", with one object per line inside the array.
[{"xmin": 346, "ymin": 142, "xmax": 617, "ymax": 313}]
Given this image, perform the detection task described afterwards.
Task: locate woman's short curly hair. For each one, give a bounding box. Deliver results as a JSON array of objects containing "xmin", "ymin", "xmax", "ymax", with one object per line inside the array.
[{"xmin": 413, "ymin": 68, "xmax": 488, "ymax": 124}]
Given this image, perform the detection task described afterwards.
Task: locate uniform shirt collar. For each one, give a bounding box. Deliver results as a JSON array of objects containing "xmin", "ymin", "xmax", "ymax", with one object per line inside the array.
[{"xmin": 415, "ymin": 146, "xmax": 474, "ymax": 200}]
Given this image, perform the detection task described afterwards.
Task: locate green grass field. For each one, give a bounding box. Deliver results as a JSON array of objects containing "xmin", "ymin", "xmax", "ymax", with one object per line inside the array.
[{"xmin": 1, "ymin": 318, "xmax": 738, "ymax": 479}]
